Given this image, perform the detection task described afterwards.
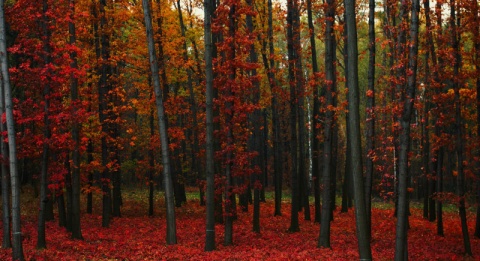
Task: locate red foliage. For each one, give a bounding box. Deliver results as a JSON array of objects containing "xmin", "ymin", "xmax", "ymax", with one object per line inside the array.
[{"xmin": 0, "ymin": 198, "xmax": 478, "ymax": 260}]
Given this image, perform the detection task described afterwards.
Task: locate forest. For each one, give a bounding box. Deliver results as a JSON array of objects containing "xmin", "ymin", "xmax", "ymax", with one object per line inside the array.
[{"xmin": 0, "ymin": 0, "xmax": 479, "ymax": 260}]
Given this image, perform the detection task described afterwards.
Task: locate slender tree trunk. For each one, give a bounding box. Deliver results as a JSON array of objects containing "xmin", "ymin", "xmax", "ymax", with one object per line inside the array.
[
  {"xmin": 436, "ymin": 147, "xmax": 444, "ymax": 236},
  {"xmin": 245, "ymin": 0, "xmax": 263, "ymax": 233},
  {"xmin": 0, "ymin": 0, "xmax": 24, "ymax": 258},
  {"xmin": 0, "ymin": 33, "xmax": 10, "ymax": 249},
  {"xmin": 223, "ymin": 3, "xmax": 236, "ymax": 246},
  {"xmin": 364, "ymin": 0, "xmax": 376, "ymax": 239},
  {"xmin": 394, "ymin": 0, "xmax": 420, "ymax": 259},
  {"xmin": 69, "ymin": 0, "xmax": 83, "ymax": 240},
  {"xmin": 450, "ymin": 1, "xmax": 472, "ymax": 255},
  {"xmin": 148, "ymin": 102, "xmax": 155, "ymax": 216},
  {"xmin": 57, "ymin": 191, "xmax": 67, "ymax": 228},
  {"xmin": 473, "ymin": 0, "xmax": 480, "ymax": 239},
  {"xmin": 344, "ymin": 0, "xmax": 372, "ymax": 258},
  {"xmin": 292, "ymin": 0, "xmax": 310, "ymax": 222},
  {"xmin": 318, "ymin": 0, "xmax": 336, "ymax": 247},
  {"xmin": 142, "ymin": 0, "xmax": 177, "ymax": 245},
  {"xmin": 99, "ymin": 0, "xmax": 112, "ymax": 228},
  {"xmin": 204, "ymin": 0, "xmax": 215, "ymax": 251},
  {"xmin": 307, "ymin": 0, "xmax": 322, "ymax": 223},
  {"xmin": 87, "ymin": 139, "xmax": 93, "ymax": 214},
  {"xmin": 265, "ymin": 0, "xmax": 283, "ymax": 217},
  {"xmin": 342, "ymin": 15, "xmax": 351, "ymax": 215},
  {"xmin": 37, "ymin": 0, "xmax": 52, "ymax": 249},
  {"xmin": 286, "ymin": 0, "xmax": 299, "ymax": 233}
]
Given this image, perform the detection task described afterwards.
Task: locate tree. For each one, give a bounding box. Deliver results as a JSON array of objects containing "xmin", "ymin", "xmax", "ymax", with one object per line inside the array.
[
  {"xmin": 204, "ymin": 0, "xmax": 215, "ymax": 251},
  {"xmin": 37, "ymin": 0, "xmax": 52, "ymax": 249},
  {"xmin": 0, "ymin": 0, "xmax": 24, "ymax": 258},
  {"xmin": 69, "ymin": 0, "xmax": 83, "ymax": 240},
  {"xmin": 306, "ymin": 0, "xmax": 321, "ymax": 223},
  {"xmin": 318, "ymin": 0, "xmax": 337, "ymax": 247},
  {"xmin": 394, "ymin": 0, "xmax": 420, "ymax": 259},
  {"xmin": 450, "ymin": 0, "xmax": 472, "ymax": 255},
  {"xmin": 344, "ymin": 0, "xmax": 372, "ymax": 258},
  {"xmin": 364, "ymin": 0, "xmax": 376, "ymax": 238},
  {"xmin": 0, "ymin": 21, "xmax": 9, "ymax": 250},
  {"xmin": 142, "ymin": 0, "xmax": 177, "ymax": 245},
  {"xmin": 286, "ymin": 0, "xmax": 299, "ymax": 233}
]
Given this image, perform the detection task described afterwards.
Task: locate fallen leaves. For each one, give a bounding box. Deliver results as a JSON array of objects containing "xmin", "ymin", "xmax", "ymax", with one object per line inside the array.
[{"xmin": 0, "ymin": 194, "xmax": 478, "ymax": 260}]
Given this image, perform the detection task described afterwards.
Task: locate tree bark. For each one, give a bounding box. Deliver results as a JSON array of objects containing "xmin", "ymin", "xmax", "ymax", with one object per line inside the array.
[
  {"xmin": 364, "ymin": 0, "xmax": 376, "ymax": 239},
  {"xmin": 37, "ymin": 0, "xmax": 52, "ymax": 249},
  {"xmin": 0, "ymin": 26, "xmax": 9, "ymax": 249},
  {"xmin": 204, "ymin": 0, "xmax": 215, "ymax": 251},
  {"xmin": 142, "ymin": 0, "xmax": 177, "ymax": 245},
  {"xmin": 0, "ymin": 0, "xmax": 24, "ymax": 258},
  {"xmin": 318, "ymin": 0, "xmax": 336, "ymax": 247},
  {"xmin": 394, "ymin": 0, "xmax": 420, "ymax": 259},
  {"xmin": 69, "ymin": 0, "xmax": 83, "ymax": 240},
  {"xmin": 286, "ymin": 0, "xmax": 299, "ymax": 233},
  {"xmin": 450, "ymin": 0, "xmax": 472, "ymax": 255},
  {"xmin": 99, "ymin": 0, "xmax": 112, "ymax": 228},
  {"xmin": 344, "ymin": 0, "xmax": 372, "ymax": 258},
  {"xmin": 307, "ymin": 0, "xmax": 322, "ymax": 223}
]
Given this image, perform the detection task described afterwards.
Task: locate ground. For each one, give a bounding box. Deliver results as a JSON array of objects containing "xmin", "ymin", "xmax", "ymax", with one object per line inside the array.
[{"xmin": 0, "ymin": 189, "xmax": 479, "ymax": 260}]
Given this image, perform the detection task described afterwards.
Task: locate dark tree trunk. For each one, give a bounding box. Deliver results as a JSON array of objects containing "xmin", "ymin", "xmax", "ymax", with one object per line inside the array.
[
  {"xmin": 69, "ymin": 0, "xmax": 83, "ymax": 240},
  {"xmin": 223, "ymin": 3, "xmax": 236, "ymax": 246},
  {"xmin": 318, "ymin": 0, "xmax": 336, "ymax": 247},
  {"xmin": 292, "ymin": 0, "xmax": 309, "ymax": 222},
  {"xmin": 307, "ymin": 0, "xmax": 321, "ymax": 223},
  {"xmin": 0, "ymin": 37, "xmax": 10, "ymax": 249},
  {"xmin": 364, "ymin": 0, "xmax": 376, "ymax": 239},
  {"xmin": 87, "ymin": 139, "xmax": 93, "ymax": 214},
  {"xmin": 286, "ymin": 0, "xmax": 299, "ymax": 233},
  {"xmin": 142, "ymin": 0, "xmax": 177, "ymax": 245},
  {"xmin": 148, "ymin": 104, "xmax": 155, "ymax": 217},
  {"xmin": 344, "ymin": 0, "xmax": 372, "ymax": 258},
  {"xmin": 57, "ymin": 192, "xmax": 66, "ymax": 228},
  {"xmin": 204, "ymin": 0, "xmax": 215, "ymax": 251},
  {"xmin": 0, "ymin": 0, "xmax": 24, "ymax": 258},
  {"xmin": 246, "ymin": 0, "xmax": 263, "ymax": 233},
  {"xmin": 37, "ymin": 0, "xmax": 51, "ymax": 249},
  {"xmin": 99, "ymin": 0, "xmax": 112, "ymax": 228},
  {"xmin": 450, "ymin": 1, "xmax": 472, "ymax": 255},
  {"xmin": 394, "ymin": 0, "xmax": 420, "ymax": 259},
  {"xmin": 436, "ymin": 147, "xmax": 444, "ymax": 236},
  {"xmin": 473, "ymin": 0, "xmax": 480, "ymax": 239}
]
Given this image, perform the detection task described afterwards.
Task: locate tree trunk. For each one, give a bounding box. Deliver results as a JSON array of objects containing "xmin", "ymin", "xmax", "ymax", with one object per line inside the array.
[
  {"xmin": 318, "ymin": 0, "xmax": 336, "ymax": 247},
  {"xmin": 99, "ymin": 0, "xmax": 112, "ymax": 228},
  {"xmin": 473, "ymin": 0, "xmax": 480, "ymax": 239},
  {"xmin": 204, "ymin": 0, "xmax": 215, "ymax": 251},
  {"xmin": 142, "ymin": 0, "xmax": 177, "ymax": 245},
  {"xmin": 293, "ymin": 0, "xmax": 309, "ymax": 222},
  {"xmin": 344, "ymin": 0, "xmax": 372, "ymax": 258},
  {"xmin": 307, "ymin": 0, "xmax": 321, "ymax": 223},
  {"xmin": 69, "ymin": 0, "xmax": 83, "ymax": 240},
  {"xmin": 246, "ymin": 0, "xmax": 263, "ymax": 233},
  {"xmin": 0, "ymin": 0, "xmax": 24, "ymax": 258},
  {"xmin": 364, "ymin": 0, "xmax": 376, "ymax": 239},
  {"xmin": 394, "ymin": 0, "xmax": 420, "ymax": 259},
  {"xmin": 0, "ymin": 31, "xmax": 10, "ymax": 249},
  {"xmin": 436, "ymin": 147, "xmax": 444, "ymax": 236},
  {"xmin": 37, "ymin": 0, "xmax": 51, "ymax": 249},
  {"xmin": 450, "ymin": 1, "xmax": 472, "ymax": 255},
  {"xmin": 223, "ymin": 3, "xmax": 236, "ymax": 246},
  {"xmin": 286, "ymin": 0, "xmax": 299, "ymax": 233}
]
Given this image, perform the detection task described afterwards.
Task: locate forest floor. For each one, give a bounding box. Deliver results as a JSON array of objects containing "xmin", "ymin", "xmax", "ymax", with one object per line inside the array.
[{"xmin": 0, "ymin": 187, "xmax": 479, "ymax": 260}]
